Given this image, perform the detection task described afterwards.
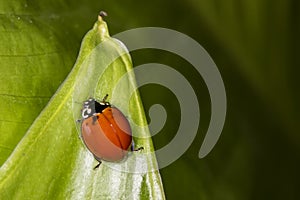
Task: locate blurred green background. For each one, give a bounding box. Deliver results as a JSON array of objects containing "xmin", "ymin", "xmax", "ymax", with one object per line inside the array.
[{"xmin": 1, "ymin": 0, "xmax": 299, "ymax": 199}]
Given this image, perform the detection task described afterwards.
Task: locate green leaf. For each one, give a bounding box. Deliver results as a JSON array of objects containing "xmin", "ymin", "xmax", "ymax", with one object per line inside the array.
[
  {"xmin": 0, "ymin": 3, "xmax": 67, "ymax": 166},
  {"xmin": 0, "ymin": 0, "xmax": 99, "ymax": 166},
  {"xmin": 0, "ymin": 14, "xmax": 165, "ymax": 200}
]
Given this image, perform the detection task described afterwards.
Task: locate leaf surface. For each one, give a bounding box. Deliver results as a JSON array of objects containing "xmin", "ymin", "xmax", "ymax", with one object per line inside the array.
[{"xmin": 0, "ymin": 15, "xmax": 165, "ymax": 200}]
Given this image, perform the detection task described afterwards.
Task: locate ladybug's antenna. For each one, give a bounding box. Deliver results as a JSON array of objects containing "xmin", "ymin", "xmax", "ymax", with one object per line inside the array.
[{"xmin": 102, "ymin": 94, "xmax": 109, "ymax": 102}]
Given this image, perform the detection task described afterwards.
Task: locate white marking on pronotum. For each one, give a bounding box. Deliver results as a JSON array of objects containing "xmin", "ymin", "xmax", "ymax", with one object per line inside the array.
[{"xmin": 82, "ymin": 108, "xmax": 92, "ymax": 118}]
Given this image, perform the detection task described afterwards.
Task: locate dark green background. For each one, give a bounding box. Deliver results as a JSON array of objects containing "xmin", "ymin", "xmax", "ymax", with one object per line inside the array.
[{"xmin": 1, "ymin": 0, "xmax": 299, "ymax": 199}]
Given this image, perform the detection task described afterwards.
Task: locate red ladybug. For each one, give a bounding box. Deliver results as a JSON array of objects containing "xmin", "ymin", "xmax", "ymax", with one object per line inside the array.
[{"xmin": 80, "ymin": 95, "xmax": 142, "ymax": 169}]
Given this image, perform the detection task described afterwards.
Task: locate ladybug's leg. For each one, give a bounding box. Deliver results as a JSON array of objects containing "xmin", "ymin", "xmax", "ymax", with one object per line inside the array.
[
  {"xmin": 92, "ymin": 115, "xmax": 99, "ymax": 124},
  {"xmin": 93, "ymin": 161, "xmax": 102, "ymax": 170},
  {"xmin": 74, "ymin": 119, "xmax": 83, "ymax": 139},
  {"xmin": 93, "ymin": 155, "xmax": 102, "ymax": 170},
  {"xmin": 131, "ymin": 140, "xmax": 144, "ymax": 151},
  {"xmin": 133, "ymin": 147, "xmax": 144, "ymax": 151},
  {"xmin": 76, "ymin": 119, "xmax": 82, "ymax": 123}
]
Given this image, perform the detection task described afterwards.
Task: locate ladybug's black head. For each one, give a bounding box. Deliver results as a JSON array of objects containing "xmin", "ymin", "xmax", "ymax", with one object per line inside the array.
[{"xmin": 81, "ymin": 98, "xmax": 110, "ymax": 119}]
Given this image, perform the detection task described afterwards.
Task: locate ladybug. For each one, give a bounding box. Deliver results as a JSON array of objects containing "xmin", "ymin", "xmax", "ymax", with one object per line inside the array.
[{"xmin": 79, "ymin": 95, "xmax": 142, "ymax": 169}]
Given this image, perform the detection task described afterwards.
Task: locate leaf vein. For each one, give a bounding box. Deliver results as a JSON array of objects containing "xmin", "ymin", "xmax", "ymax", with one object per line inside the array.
[
  {"xmin": 0, "ymin": 93, "xmax": 51, "ymax": 99},
  {"xmin": 0, "ymin": 51, "xmax": 59, "ymax": 58}
]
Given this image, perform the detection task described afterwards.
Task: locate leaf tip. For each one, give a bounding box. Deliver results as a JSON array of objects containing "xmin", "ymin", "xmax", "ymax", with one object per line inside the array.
[
  {"xmin": 94, "ymin": 11, "xmax": 110, "ymax": 38},
  {"xmin": 98, "ymin": 11, "xmax": 108, "ymax": 21}
]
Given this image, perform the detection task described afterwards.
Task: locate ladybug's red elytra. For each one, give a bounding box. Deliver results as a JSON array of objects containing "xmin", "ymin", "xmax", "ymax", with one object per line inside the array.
[{"xmin": 80, "ymin": 95, "xmax": 142, "ymax": 169}]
